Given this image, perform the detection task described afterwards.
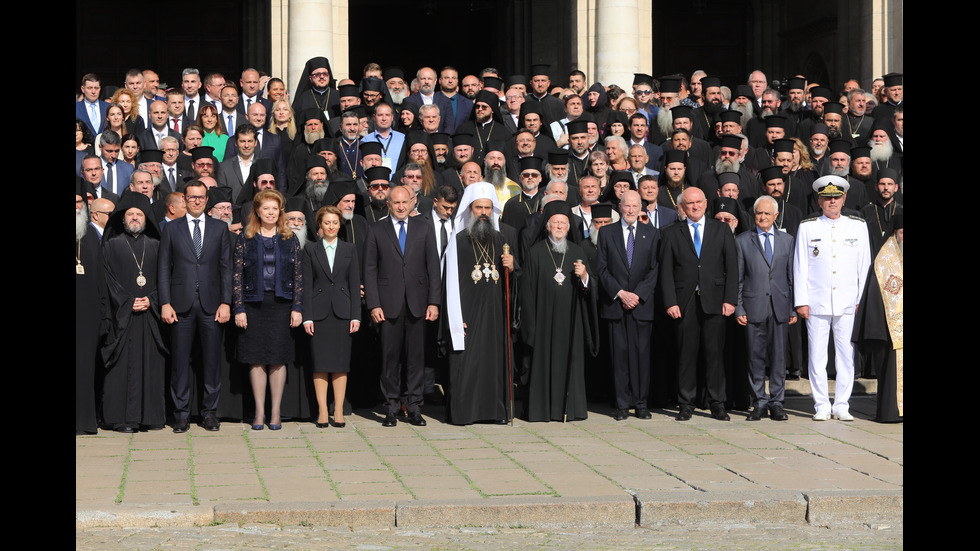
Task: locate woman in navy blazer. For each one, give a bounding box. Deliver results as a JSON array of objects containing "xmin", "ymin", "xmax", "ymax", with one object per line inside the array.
[
  {"xmin": 302, "ymin": 206, "xmax": 361, "ymax": 428},
  {"xmin": 233, "ymin": 190, "xmax": 304, "ymax": 430}
]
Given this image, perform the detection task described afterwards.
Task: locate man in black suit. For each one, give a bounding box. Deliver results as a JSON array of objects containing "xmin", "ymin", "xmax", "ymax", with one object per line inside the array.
[
  {"xmin": 735, "ymin": 195, "xmax": 796, "ymax": 421},
  {"xmin": 363, "ymin": 185, "xmax": 441, "ymax": 427},
  {"xmin": 596, "ymin": 190, "xmax": 661, "ymax": 420},
  {"xmin": 158, "ymin": 180, "xmax": 232, "ymax": 433},
  {"xmin": 239, "ymin": 68, "xmax": 273, "ymax": 115},
  {"xmin": 660, "ymin": 187, "xmax": 738, "ymax": 421},
  {"xmin": 140, "ymin": 100, "xmax": 181, "ymax": 151}
]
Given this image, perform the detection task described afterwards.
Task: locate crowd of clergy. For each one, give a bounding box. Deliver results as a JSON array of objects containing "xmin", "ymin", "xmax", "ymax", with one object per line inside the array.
[{"xmin": 75, "ymin": 58, "xmax": 903, "ymax": 435}]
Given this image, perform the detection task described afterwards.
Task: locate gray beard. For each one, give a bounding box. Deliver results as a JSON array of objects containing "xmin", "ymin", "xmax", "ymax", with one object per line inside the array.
[
  {"xmin": 487, "ymin": 166, "xmax": 505, "ymax": 189},
  {"xmin": 656, "ymin": 107, "xmax": 673, "ymax": 136},
  {"xmin": 733, "ymin": 103, "xmax": 753, "ymax": 127},
  {"xmin": 210, "ymin": 212, "xmax": 231, "ymax": 227},
  {"xmin": 549, "ymin": 172, "xmax": 567, "ymax": 184},
  {"xmin": 760, "ymin": 110, "xmax": 773, "ymax": 119},
  {"xmin": 152, "ymin": 174, "xmax": 163, "ymax": 187},
  {"xmin": 359, "ymin": 127, "xmax": 369, "ymax": 138},
  {"xmin": 468, "ymin": 215, "xmax": 494, "ymax": 244},
  {"xmin": 305, "ymin": 129, "xmax": 325, "ymax": 144},
  {"xmin": 589, "ymin": 227, "xmax": 600, "ymax": 246},
  {"xmin": 870, "ymin": 140, "xmax": 893, "ymax": 162},
  {"xmin": 342, "ymin": 211, "xmax": 354, "ymax": 221},
  {"xmin": 715, "ymin": 158, "xmax": 741, "ymax": 175},
  {"xmin": 76, "ymin": 206, "xmax": 89, "ymax": 241},
  {"xmin": 310, "ymin": 180, "xmax": 329, "ymax": 202},
  {"xmin": 390, "ymin": 89, "xmax": 407, "ymax": 104},
  {"xmin": 788, "ymin": 100, "xmax": 803, "ymax": 113},
  {"xmin": 829, "ymin": 166, "xmax": 849, "ymax": 178},
  {"xmin": 549, "ymin": 236, "xmax": 567, "ymax": 254},
  {"xmin": 125, "ymin": 221, "xmax": 146, "ymax": 236}
]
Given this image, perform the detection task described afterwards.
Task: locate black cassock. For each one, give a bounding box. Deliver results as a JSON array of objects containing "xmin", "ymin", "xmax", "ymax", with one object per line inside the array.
[
  {"xmin": 519, "ymin": 240, "xmax": 599, "ymax": 422},
  {"xmin": 76, "ymin": 231, "xmax": 102, "ymax": 434},
  {"xmin": 101, "ymin": 233, "xmax": 167, "ymax": 429},
  {"xmin": 446, "ymin": 229, "xmax": 512, "ymax": 425}
]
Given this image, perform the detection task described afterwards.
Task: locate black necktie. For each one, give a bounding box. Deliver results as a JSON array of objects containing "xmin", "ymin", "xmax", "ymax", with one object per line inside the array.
[{"xmin": 439, "ymin": 218, "xmax": 448, "ymax": 257}]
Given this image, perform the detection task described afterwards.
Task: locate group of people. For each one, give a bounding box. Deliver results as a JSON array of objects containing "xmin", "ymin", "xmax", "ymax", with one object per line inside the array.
[{"xmin": 76, "ymin": 59, "xmax": 903, "ymax": 435}]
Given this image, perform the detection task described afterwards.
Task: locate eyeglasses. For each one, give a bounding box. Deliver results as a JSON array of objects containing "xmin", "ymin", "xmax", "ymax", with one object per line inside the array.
[
  {"xmin": 635, "ymin": 89, "xmax": 653, "ymax": 96},
  {"xmin": 369, "ymin": 184, "xmax": 390, "ymax": 190},
  {"xmin": 186, "ymin": 195, "xmax": 207, "ymax": 202},
  {"xmin": 520, "ymin": 172, "xmax": 540, "ymax": 179},
  {"xmin": 311, "ymin": 71, "xmax": 330, "ymax": 79}
]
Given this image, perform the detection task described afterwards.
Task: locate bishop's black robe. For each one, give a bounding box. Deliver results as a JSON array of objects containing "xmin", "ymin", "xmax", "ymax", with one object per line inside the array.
[
  {"xmin": 101, "ymin": 232, "xmax": 167, "ymax": 429},
  {"xmin": 519, "ymin": 239, "xmax": 599, "ymax": 422},
  {"xmin": 446, "ymin": 229, "xmax": 514, "ymax": 425}
]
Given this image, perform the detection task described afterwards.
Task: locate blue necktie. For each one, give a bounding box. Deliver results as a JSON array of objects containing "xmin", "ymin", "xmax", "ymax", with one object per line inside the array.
[
  {"xmin": 227, "ymin": 115, "xmax": 233, "ymax": 133},
  {"xmin": 626, "ymin": 225, "xmax": 635, "ymax": 268},
  {"xmin": 693, "ymin": 222, "xmax": 701, "ymax": 258},
  {"xmin": 193, "ymin": 219, "xmax": 202, "ymax": 258},
  {"xmin": 398, "ymin": 221, "xmax": 406, "ymax": 255},
  {"xmin": 764, "ymin": 232, "xmax": 773, "ymax": 264}
]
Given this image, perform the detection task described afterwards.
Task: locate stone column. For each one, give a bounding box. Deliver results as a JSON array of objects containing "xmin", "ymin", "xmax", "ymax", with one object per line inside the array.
[
  {"xmin": 288, "ymin": 0, "xmax": 333, "ymax": 96},
  {"xmin": 595, "ymin": 0, "xmax": 640, "ymax": 89}
]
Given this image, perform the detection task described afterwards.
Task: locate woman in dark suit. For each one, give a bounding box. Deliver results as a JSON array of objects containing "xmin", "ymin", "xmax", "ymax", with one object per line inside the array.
[
  {"xmin": 233, "ymin": 189, "xmax": 304, "ymax": 430},
  {"xmin": 303, "ymin": 205, "xmax": 361, "ymax": 428}
]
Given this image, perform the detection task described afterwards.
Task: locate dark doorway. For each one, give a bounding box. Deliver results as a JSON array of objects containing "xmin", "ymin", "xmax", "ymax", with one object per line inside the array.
[{"xmin": 75, "ymin": 0, "xmax": 270, "ymax": 95}]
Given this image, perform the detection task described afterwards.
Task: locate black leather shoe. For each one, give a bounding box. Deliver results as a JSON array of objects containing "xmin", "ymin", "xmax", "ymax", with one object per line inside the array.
[
  {"xmin": 173, "ymin": 419, "xmax": 190, "ymax": 433},
  {"xmin": 202, "ymin": 414, "xmax": 220, "ymax": 431},
  {"xmin": 612, "ymin": 409, "xmax": 629, "ymax": 421},
  {"xmin": 746, "ymin": 408, "xmax": 766, "ymax": 421},
  {"xmin": 382, "ymin": 413, "xmax": 397, "ymax": 427},
  {"xmin": 769, "ymin": 404, "xmax": 789, "ymax": 421},
  {"xmin": 675, "ymin": 406, "xmax": 693, "ymax": 421},
  {"xmin": 635, "ymin": 408, "xmax": 652, "ymax": 420},
  {"xmin": 710, "ymin": 405, "xmax": 731, "ymax": 421},
  {"xmin": 407, "ymin": 412, "xmax": 427, "ymax": 426}
]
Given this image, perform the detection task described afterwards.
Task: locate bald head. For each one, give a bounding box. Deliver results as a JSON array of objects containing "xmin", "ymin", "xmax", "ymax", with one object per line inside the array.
[
  {"xmin": 90, "ymin": 198, "xmax": 114, "ymax": 229},
  {"xmin": 679, "ymin": 187, "xmax": 707, "ymax": 222},
  {"xmin": 619, "ymin": 190, "xmax": 641, "ymax": 224}
]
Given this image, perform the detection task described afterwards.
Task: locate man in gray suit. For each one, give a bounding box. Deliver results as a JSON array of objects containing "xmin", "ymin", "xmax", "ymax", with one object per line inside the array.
[{"xmin": 735, "ymin": 195, "xmax": 796, "ymax": 421}]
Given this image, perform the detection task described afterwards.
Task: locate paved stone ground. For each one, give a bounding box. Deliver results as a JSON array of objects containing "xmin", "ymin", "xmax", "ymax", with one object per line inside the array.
[
  {"xmin": 77, "ymin": 394, "xmax": 902, "ymax": 548},
  {"xmin": 76, "ymin": 522, "xmax": 903, "ymax": 550}
]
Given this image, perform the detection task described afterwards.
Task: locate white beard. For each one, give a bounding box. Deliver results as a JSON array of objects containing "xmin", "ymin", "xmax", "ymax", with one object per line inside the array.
[
  {"xmin": 870, "ymin": 140, "xmax": 894, "ymax": 163},
  {"xmin": 76, "ymin": 205, "xmax": 89, "ymax": 241},
  {"xmin": 290, "ymin": 227, "xmax": 308, "ymax": 248},
  {"xmin": 589, "ymin": 227, "xmax": 599, "ymax": 247},
  {"xmin": 390, "ymin": 89, "xmax": 407, "ymax": 104},
  {"xmin": 549, "ymin": 236, "xmax": 567, "ymax": 254}
]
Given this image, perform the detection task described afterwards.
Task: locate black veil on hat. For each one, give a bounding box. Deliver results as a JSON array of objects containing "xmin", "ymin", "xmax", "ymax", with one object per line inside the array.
[
  {"xmin": 295, "ymin": 56, "xmax": 336, "ymax": 96},
  {"xmin": 103, "ymin": 192, "xmax": 160, "ymax": 242},
  {"xmin": 529, "ymin": 199, "xmax": 580, "ymax": 247}
]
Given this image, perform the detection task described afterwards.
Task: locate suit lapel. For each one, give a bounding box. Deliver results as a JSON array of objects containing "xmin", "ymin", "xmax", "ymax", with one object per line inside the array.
[
  {"xmin": 387, "ymin": 219, "xmax": 404, "ymax": 257},
  {"xmin": 314, "ymin": 240, "xmax": 334, "ymax": 281}
]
